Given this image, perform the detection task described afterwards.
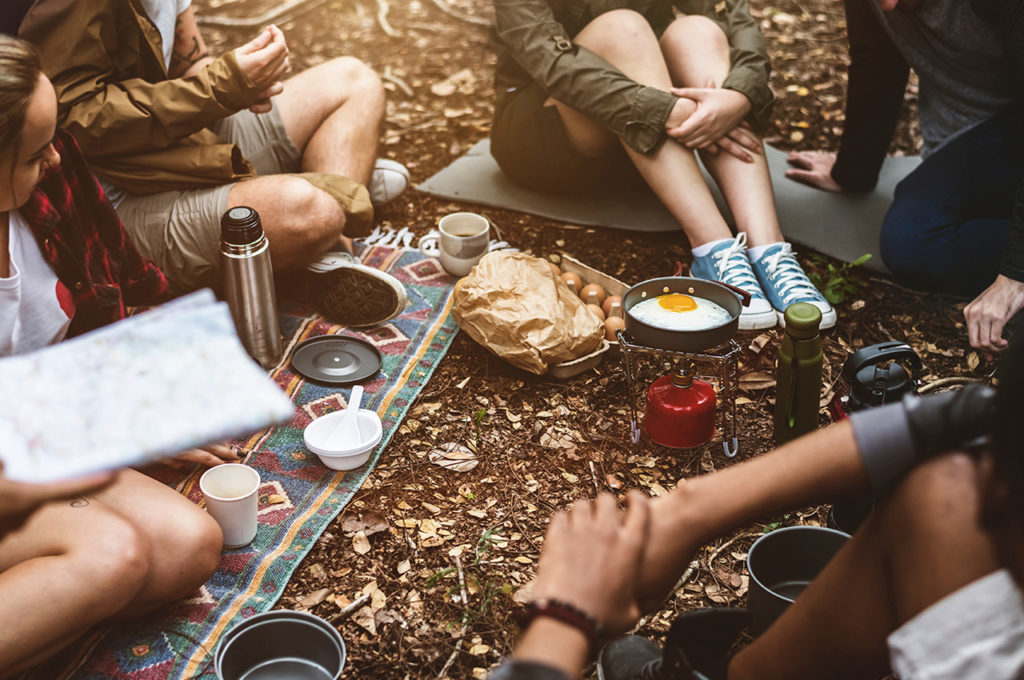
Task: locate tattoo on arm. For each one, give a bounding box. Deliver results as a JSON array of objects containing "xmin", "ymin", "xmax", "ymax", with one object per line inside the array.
[{"xmin": 172, "ymin": 36, "xmax": 210, "ymax": 71}]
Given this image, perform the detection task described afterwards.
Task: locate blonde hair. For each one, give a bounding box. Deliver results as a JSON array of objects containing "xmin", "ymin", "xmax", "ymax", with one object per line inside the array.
[{"xmin": 0, "ymin": 35, "xmax": 42, "ymax": 161}]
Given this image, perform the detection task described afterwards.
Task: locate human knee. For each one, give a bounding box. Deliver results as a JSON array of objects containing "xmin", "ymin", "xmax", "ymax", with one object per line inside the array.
[
  {"xmin": 159, "ymin": 509, "xmax": 222, "ymax": 597},
  {"xmin": 327, "ymin": 56, "xmax": 384, "ymax": 107},
  {"xmin": 883, "ymin": 454, "xmax": 981, "ymax": 532},
  {"xmin": 879, "ymin": 204, "xmax": 936, "ymax": 287},
  {"xmin": 669, "ymin": 15, "xmax": 729, "ymax": 58},
  {"xmin": 277, "ymin": 179, "xmax": 346, "ymax": 249},
  {"xmin": 581, "ymin": 10, "xmax": 658, "ymax": 58}
]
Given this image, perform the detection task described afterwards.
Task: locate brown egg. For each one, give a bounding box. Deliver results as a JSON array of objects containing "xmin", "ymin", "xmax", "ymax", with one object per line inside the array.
[
  {"xmin": 579, "ymin": 283, "xmax": 607, "ymax": 305},
  {"xmin": 606, "ymin": 301, "xmax": 624, "ymax": 319},
  {"xmin": 602, "ymin": 295, "xmax": 622, "ymax": 316},
  {"xmin": 560, "ymin": 272, "xmax": 583, "ymax": 292},
  {"xmin": 547, "ymin": 260, "xmax": 562, "ymax": 278},
  {"xmin": 583, "ymin": 289, "xmax": 602, "ymax": 306},
  {"xmin": 586, "ymin": 303, "xmax": 606, "ymax": 321},
  {"xmin": 604, "ymin": 315, "xmax": 626, "ymax": 340}
]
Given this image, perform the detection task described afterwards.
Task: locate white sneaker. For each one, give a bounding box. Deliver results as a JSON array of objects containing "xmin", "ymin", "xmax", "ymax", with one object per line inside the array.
[
  {"xmin": 369, "ymin": 158, "xmax": 410, "ymax": 206},
  {"xmin": 288, "ymin": 251, "xmax": 408, "ymax": 327}
]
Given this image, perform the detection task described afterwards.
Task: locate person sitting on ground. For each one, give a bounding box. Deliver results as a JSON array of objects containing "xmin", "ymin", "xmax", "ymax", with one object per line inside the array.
[
  {"xmin": 785, "ymin": 0, "xmax": 1024, "ymax": 356},
  {"xmin": 492, "ymin": 343, "xmax": 1019, "ymax": 679},
  {"xmin": 488, "ymin": 0, "xmax": 835, "ymax": 330},
  {"xmin": 18, "ymin": 0, "xmax": 410, "ymax": 327},
  {"xmin": 0, "ymin": 35, "xmax": 228, "ymax": 675}
]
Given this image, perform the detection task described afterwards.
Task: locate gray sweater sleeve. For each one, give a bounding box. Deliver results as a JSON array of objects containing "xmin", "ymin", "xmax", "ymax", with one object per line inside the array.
[
  {"xmin": 488, "ymin": 660, "xmax": 573, "ymax": 680},
  {"xmin": 849, "ymin": 401, "xmax": 918, "ymax": 492}
]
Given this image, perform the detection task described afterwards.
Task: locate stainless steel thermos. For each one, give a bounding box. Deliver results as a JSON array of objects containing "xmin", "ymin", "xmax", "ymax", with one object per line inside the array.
[{"xmin": 220, "ymin": 206, "xmax": 282, "ymax": 369}]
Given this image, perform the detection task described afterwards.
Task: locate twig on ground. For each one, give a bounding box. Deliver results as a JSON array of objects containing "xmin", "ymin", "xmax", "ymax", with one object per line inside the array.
[
  {"xmin": 918, "ymin": 376, "xmax": 986, "ymax": 393},
  {"xmin": 707, "ymin": 532, "xmax": 760, "ymax": 568},
  {"xmin": 429, "ymin": 0, "xmax": 491, "ymax": 27},
  {"xmin": 375, "ymin": 0, "xmax": 398, "ymax": 36},
  {"xmin": 436, "ymin": 554, "xmax": 470, "ymax": 679},
  {"xmin": 196, "ymin": 0, "xmax": 328, "ymax": 27},
  {"xmin": 588, "ymin": 461, "xmax": 600, "ymax": 496},
  {"xmin": 333, "ymin": 592, "xmax": 371, "ymax": 621},
  {"xmin": 382, "ymin": 69, "xmax": 414, "ymax": 97}
]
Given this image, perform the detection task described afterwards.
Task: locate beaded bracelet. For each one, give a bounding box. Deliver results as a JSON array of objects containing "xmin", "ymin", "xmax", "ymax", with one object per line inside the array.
[{"xmin": 519, "ymin": 598, "xmax": 604, "ymax": 650}]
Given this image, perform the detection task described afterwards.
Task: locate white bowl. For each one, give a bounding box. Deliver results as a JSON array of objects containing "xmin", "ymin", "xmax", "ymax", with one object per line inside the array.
[{"xmin": 303, "ymin": 408, "xmax": 383, "ymax": 470}]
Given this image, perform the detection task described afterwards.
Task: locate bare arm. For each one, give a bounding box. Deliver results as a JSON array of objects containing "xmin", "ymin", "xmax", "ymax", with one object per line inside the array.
[
  {"xmin": 637, "ymin": 419, "xmax": 869, "ymax": 610},
  {"xmin": 169, "ymin": 5, "xmax": 213, "ymax": 78}
]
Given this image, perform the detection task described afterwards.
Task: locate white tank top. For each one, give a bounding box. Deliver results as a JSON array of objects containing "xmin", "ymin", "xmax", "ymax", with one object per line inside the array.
[{"xmin": 0, "ymin": 210, "xmax": 74, "ymax": 355}]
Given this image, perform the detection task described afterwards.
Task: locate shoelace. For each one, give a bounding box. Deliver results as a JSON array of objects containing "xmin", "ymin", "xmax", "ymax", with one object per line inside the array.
[
  {"xmin": 305, "ymin": 250, "xmax": 360, "ymax": 273},
  {"xmin": 711, "ymin": 233, "xmax": 762, "ymax": 297},
  {"xmin": 760, "ymin": 243, "xmax": 821, "ymax": 305}
]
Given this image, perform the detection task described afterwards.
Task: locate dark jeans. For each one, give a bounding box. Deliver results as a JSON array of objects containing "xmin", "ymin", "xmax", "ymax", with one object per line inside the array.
[{"xmin": 879, "ymin": 101, "xmax": 1024, "ymax": 297}]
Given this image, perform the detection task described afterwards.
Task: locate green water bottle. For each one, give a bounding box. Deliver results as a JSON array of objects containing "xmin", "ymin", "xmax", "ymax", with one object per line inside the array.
[{"xmin": 774, "ymin": 303, "xmax": 823, "ymax": 444}]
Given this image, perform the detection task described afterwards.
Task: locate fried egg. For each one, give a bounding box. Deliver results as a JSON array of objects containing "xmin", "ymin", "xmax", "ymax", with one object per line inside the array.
[{"xmin": 629, "ymin": 293, "xmax": 731, "ymax": 331}]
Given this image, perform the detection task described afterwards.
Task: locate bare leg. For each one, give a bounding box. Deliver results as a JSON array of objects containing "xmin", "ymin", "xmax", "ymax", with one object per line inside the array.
[
  {"xmin": 659, "ymin": 16, "xmax": 783, "ymax": 247},
  {"xmin": 89, "ymin": 469, "xmax": 222, "ymax": 615},
  {"xmin": 274, "ymin": 57, "xmax": 384, "ymax": 186},
  {"xmin": 554, "ymin": 10, "xmax": 732, "ymax": 248},
  {"xmin": 269, "ymin": 57, "xmax": 386, "ymax": 255},
  {"xmin": 0, "ymin": 471, "xmax": 221, "ymax": 676},
  {"xmin": 227, "ymin": 175, "xmax": 347, "ymax": 269},
  {"xmin": 729, "ymin": 454, "xmax": 999, "ymax": 679}
]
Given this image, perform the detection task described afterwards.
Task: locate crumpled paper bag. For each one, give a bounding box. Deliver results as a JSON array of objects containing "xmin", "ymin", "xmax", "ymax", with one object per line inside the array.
[{"xmin": 452, "ymin": 251, "xmax": 604, "ymax": 375}]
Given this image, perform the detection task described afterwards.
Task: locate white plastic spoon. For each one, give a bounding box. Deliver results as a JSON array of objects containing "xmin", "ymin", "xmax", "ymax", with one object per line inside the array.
[{"xmin": 323, "ymin": 384, "xmax": 363, "ymax": 450}]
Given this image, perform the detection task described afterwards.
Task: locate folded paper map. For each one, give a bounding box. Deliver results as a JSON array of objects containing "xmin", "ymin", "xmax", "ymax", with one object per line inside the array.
[{"xmin": 0, "ymin": 290, "xmax": 295, "ymax": 483}]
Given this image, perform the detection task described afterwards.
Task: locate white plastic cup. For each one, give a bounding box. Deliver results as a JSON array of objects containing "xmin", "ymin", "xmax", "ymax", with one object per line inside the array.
[
  {"xmin": 200, "ymin": 464, "xmax": 260, "ymax": 549},
  {"xmin": 418, "ymin": 212, "xmax": 490, "ymax": 277}
]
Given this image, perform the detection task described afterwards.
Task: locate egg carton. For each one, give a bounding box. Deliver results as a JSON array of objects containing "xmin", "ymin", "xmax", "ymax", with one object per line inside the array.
[{"xmin": 547, "ymin": 254, "xmax": 629, "ymax": 379}]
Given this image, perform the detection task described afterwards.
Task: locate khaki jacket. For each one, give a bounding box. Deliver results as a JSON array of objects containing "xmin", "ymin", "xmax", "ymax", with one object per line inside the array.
[
  {"xmin": 20, "ymin": 0, "xmax": 261, "ymax": 194},
  {"xmin": 491, "ymin": 0, "xmax": 774, "ymax": 154},
  {"xmin": 19, "ymin": 0, "xmax": 373, "ymax": 236}
]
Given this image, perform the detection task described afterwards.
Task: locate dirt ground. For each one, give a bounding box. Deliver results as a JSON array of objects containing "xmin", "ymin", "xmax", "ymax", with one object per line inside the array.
[{"xmin": 194, "ymin": 1, "xmax": 985, "ymax": 677}]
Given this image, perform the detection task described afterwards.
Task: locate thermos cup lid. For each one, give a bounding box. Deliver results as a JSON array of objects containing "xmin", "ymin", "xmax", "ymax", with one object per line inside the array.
[
  {"xmin": 221, "ymin": 206, "xmax": 264, "ymax": 245},
  {"xmin": 783, "ymin": 303, "xmax": 822, "ymax": 338}
]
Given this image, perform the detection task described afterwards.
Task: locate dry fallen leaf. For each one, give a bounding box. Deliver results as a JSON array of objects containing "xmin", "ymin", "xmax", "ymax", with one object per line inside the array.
[
  {"xmin": 397, "ymin": 559, "xmax": 411, "ymax": 575},
  {"xmin": 297, "ymin": 587, "xmax": 331, "ymax": 609},
  {"xmin": 469, "ymin": 644, "xmax": 491, "ymax": 655},
  {"xmin": 341, "ymin": 511, "xmax": 390, "ymax": 537},
  {"xmin": 739, "ymin": 371, "xmax": 777, "ymax": 391},
  {"xmin": 353, "ymin": 606, "xmax": 377, "ymax": 635},
  {"xmin": 352, "ymin": 531, "xmax": 371, "ymax": 555},
  {"xmin": 429, "ymin": 443, "xmax": 479, "ymax": 472},
  {"xmin": 967, "ymin": 351, "xmax": 980, "ymax": 371},
  {"xmin": 605, "ymin": 473, "xmax": 623, "ymax": 490}
]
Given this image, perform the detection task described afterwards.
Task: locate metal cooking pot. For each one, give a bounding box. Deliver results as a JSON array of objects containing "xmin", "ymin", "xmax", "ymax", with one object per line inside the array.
[{"xmin": 622, "ymin": 277, "xmax": 751, "ymax": 352}]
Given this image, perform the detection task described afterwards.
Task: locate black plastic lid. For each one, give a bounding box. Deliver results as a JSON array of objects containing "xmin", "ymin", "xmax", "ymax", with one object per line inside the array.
[{"xmin": 221, "ymin": 206, "xmax": 263, "ymax": 245}]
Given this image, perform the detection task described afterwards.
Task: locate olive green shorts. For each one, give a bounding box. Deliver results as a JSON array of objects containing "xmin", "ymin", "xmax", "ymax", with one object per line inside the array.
[{"xmin": 490, "ymin": 82, "xmax": 644, "ymax": 195}]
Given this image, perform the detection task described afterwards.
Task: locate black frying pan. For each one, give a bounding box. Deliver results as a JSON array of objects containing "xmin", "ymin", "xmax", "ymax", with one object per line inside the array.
[{"xmin": 622, "ymin": 277, "xmax": 751, "ymax": 352}]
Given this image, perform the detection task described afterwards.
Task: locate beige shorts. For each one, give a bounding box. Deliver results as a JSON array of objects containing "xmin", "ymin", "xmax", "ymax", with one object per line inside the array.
[{"xmin": 115, "ymin": 102, "xmax": 302, "ymax": 292}]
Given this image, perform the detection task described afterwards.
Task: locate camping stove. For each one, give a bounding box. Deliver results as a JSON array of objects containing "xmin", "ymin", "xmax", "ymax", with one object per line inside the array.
[{"xmin": 617, "ymin": 330, "xmax": 742, "ymax": 457}]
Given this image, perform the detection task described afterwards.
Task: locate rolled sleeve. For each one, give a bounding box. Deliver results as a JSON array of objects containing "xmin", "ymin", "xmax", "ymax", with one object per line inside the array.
[
  {"xmin": 488, "ymin": 660, "xmax": 573, "ymax": 680},
  {"xmin": 849, "ymin": 402, "xmax": 917, "ymax": 492}
]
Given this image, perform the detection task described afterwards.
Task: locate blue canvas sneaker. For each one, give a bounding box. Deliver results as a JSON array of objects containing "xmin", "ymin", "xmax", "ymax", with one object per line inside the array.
[
  {"xmin": 689, "ymin": 234, "xmax": 777, "ymax": 330},
  {"xmin": 750, "ymin": 243, "xmax": 837, "ymax": 329}
]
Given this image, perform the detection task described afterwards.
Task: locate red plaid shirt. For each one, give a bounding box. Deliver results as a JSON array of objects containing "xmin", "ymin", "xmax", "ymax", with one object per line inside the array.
[{"xmin": 17, "ymin": 131, "xmax": 167, "ymax": 337}]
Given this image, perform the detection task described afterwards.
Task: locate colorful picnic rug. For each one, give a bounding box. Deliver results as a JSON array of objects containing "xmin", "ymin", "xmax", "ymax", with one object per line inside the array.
[{"xmin": 22, "ymin": 243, "xmax": 459, "ymax": 680}]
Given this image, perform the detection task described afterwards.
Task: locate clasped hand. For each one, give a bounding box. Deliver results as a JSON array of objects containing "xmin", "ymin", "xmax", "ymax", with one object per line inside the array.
[{"xmin": 665, "ymin": 82, "xmax": 760, "ymax": 163}]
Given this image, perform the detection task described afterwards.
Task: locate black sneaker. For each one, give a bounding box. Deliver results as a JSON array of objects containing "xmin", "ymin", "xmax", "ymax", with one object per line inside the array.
[
  {"xmin": 597, "ymin": 635, "xmax": 669, "ymax": 680},
  {"xmin": 596, "ymin": 609, "xmax": 751, "ymax": 680},
  {"xmin": 282, "ymin": 251, "xmax": 407, "ymax": 327}
]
